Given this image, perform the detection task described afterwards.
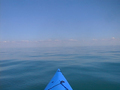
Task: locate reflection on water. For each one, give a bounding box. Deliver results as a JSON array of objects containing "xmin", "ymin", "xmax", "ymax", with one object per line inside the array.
[{"xmin": 0, "ymin": 46, "xmax": 120, "ymax": 90}]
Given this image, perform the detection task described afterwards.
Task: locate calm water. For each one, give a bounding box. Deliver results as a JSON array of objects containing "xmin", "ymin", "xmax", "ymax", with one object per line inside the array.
[{"xmin": 0, "ymin": 46, "xmax": 120, "ymax": 90}]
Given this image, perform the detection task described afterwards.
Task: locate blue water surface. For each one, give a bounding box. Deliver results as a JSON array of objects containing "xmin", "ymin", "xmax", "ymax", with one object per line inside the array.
[{"xmin": 0, "ymin": 46, "xmax": 120, "ymax": 90}]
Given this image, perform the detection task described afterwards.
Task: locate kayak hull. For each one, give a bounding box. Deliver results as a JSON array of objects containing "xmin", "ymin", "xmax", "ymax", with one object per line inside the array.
[{"xmin": 44, "ymin": 69, "xmax": 73, "ymax": 90}]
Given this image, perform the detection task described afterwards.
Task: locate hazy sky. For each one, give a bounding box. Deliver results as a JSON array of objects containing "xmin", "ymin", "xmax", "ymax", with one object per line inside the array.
[{"xmin": 1, "ymin": 0, "xmax": 120, "ymax": 47}]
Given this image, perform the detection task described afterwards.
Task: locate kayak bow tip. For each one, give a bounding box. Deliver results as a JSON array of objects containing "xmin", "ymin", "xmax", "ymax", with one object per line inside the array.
[{"xmin": 57, "ymin": 68, "xmax": 61, "ymax": 72}]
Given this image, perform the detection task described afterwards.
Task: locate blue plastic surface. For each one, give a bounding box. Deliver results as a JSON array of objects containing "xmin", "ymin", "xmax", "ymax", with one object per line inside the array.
[{"xmin": 44, "ymin": 69, "xmax": 73, "ymax": 90}]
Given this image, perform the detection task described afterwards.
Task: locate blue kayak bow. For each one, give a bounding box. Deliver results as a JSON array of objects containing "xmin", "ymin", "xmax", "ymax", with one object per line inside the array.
[{"xmin": 44, "ymin": 69, "xmax": 73, "ymax": 90}]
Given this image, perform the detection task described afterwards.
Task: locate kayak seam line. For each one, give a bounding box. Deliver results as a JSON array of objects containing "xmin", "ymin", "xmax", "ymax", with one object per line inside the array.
[
  {"xmin": 48, "ymin": 83, "xmax": 60, "ymax": 90},
  {"xmin": 48, "ymin": 81, "xmax": 69, "ymax": 90}
]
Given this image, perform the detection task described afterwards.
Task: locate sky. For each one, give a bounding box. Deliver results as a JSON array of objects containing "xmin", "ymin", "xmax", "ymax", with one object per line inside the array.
[{"xmin": 0, "ymin": 0, "xmax": 120, "ymax": 47}]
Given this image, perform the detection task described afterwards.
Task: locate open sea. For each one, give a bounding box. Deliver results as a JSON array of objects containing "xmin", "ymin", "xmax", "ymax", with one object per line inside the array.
[{"xmin": 0, "ymin": 46, "xmax": 120, "ymax": 90}]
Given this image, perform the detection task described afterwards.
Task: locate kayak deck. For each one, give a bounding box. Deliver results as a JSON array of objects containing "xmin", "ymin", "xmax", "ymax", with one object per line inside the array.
[{"xmin": 44, "ymin": 69, "xmax": 73, "ymax": 90}]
